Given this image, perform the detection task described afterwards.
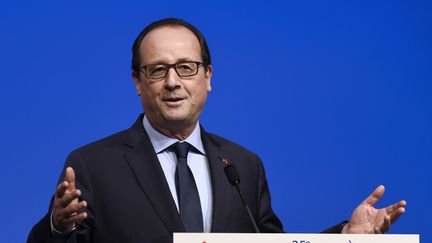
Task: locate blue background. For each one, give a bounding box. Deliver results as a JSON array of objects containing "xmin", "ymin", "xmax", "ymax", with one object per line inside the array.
[{"xmin": 1, "ymin": 1, "xmax": 431, "ymax": 242}]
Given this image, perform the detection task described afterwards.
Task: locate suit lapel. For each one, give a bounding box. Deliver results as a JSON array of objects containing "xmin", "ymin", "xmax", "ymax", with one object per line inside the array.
[
  {"xmin": 201, "ymin": 129, "xmax": 232, "ymax": 232},
  {"xmin": 121, "ymin": 116, "xmax": 233, "ymax": 233},
  {"xmin": 122, "ymin": 116, "xmax": 184, "ymax": 234}
]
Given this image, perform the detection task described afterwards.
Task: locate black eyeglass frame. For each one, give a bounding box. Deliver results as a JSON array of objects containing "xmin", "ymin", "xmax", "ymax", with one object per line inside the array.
[{"xmin": 138, "ymin": 61, "xmax": 204, "ymax": 80}]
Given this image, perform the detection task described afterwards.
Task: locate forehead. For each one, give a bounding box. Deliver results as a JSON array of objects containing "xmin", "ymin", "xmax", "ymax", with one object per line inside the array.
[{"xmin": 139, "ymin": 25, "xmax": 202, "ymax": 64}]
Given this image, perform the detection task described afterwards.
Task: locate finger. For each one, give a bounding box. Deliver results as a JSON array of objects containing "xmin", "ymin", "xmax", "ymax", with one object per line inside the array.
[
  {"xmin": 385, "ymin": 200, "xmax": 407, "ymax": 214},
  {"xmin": 373, "ymin": 215, "xmax": 390, "ymax": 234},
  {"xmin": 389, "ymin": 207, "xmax": 406, "ymax": 224},
  {"xmin": 57, "ymin": 189, "xmax": 82, "ymax": 208},
  {"xmin": 382, "ymin": 215, "xmax": 391, "ymax": 233},
  {"xmin": 55, "ymin": 181, "xmax": 69, "ymax": 198},
  {"xmin": 374, "ymin": 226, "xmax": 382, "ymax": 234},
  {"xmin": 65, "ymin": 167, "xmax": 76, "ymax": 190},
  {"xmin": 363, "ymin": 185, "xmax": 385, "ymax": 207},
  {"xmin": 62, "ymin": 200, "xmax": 87, "ymax": 216},
  {"xmin": 58, "ymin": 212, "xmax": 88, "ymax": 226}
]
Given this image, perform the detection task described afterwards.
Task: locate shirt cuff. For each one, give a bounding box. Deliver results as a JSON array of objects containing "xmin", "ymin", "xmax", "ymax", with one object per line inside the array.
[{"xmin": 50, "ymin": 210, "xmax": 76, "ymax": 235}]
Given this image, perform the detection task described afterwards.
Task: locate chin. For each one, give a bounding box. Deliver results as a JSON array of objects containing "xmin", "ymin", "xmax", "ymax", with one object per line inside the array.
[
  {"xmin": 161, "ymin": 107, "xmax": 190, "ymax": 120},
  {"xmin": 161, "ymin": 112, "xmax": 189, "ymax": 123}
]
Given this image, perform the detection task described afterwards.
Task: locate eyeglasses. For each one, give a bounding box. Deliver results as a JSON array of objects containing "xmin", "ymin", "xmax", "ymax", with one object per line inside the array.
[{"xmin": 139, "ymin": 61, "xmax": 203, "ymax": 80}]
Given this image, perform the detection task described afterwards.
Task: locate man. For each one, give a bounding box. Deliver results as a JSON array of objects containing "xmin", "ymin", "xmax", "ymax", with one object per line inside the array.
[{"xmin": 28, "ymin": 18, "xmax": 406, "ymax": 243}]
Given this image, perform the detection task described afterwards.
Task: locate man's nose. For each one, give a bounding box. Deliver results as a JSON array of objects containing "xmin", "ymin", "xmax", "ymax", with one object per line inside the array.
[{"xmin": 164, "ymin": 68, "xmax": 182, "ymax": 90}]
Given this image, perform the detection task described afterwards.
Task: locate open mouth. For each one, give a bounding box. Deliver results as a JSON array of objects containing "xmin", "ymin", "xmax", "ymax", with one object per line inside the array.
[
  {"xmin": 164, "ymin": 97, "xmax": 184, "ymax": 102},
  {"xmin": 163, "ymin": 97, "xmax": 186, "ymax": 106}
]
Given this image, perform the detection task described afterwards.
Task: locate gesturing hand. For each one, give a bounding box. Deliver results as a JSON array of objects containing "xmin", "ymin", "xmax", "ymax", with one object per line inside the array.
[
  {"xmin": 343, "ymin": 185, "xmax": 406, "ymax": 234},
  {"xmin": 52, "ymin": 167, "xmax": 88, "ymax": 232}
]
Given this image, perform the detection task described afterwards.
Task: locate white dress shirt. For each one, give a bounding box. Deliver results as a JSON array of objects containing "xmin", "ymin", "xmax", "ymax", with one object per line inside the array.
[{"xmin": 143, "ymin": 116, "xmax": 213, "ymax": 232}]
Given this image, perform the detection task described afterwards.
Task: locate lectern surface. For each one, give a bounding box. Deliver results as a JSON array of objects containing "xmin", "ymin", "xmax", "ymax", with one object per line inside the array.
[{"xmin": 174, "ymin": 233, "xmax": 419, "ymax": 243}]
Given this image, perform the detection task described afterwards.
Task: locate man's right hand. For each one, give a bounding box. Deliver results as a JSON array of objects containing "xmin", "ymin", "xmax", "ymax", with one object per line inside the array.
[{"xmin": 52, "ymin": 167, "xmax": 88, "ymax": 232}]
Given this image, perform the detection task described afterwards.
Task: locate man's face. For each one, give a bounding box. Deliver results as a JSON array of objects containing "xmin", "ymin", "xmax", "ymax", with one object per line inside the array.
[{"xmin": 132, "ymin": 26, "xmax": 212, "ymax": 134}]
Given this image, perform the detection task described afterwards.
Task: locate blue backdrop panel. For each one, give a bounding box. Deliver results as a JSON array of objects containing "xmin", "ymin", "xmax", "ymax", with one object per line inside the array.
[{"xmin": 1, "ymin": 1, "xmax": 431, "ymax": 242}]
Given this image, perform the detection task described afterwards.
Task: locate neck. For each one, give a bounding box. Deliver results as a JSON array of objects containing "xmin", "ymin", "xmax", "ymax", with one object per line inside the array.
[
  {"xmin": 157, "ymin": 126, "xmax": 195, "ymax": 141},
  {"xmin": 149, "ymin": 119, "xmax": 197, "ymax": 141}
]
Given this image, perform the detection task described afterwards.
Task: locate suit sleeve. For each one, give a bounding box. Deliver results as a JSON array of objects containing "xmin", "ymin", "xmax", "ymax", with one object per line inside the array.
[
  {"xmin": 321, "ymin": 221, "xmax": 348, "ymax": 233},
  {"xmin": 255, "ymin": 155, "xmax": 285, "ymax": 233},
  {"xmin": 27, "ymin": 150, "xmax": 95, "ymax": 243}
]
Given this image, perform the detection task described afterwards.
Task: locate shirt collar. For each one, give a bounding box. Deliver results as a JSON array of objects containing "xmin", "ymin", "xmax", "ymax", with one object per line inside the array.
[{"xmin": 142, "ymin": 115, "xmax": 206, "ymax": 155}]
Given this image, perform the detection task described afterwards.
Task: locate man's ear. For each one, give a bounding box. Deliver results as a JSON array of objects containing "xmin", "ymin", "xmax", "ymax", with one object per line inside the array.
[
  {"xmin": 205, "ymin": 65, "xmax": 213, "ymax": 92},
  {"xmin": 132, "ymin": 70, "xmax": 142, "ymax": 96}
]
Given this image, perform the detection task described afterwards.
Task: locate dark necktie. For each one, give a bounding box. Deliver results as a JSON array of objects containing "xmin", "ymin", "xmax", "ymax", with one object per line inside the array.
[{"xmin": 172, "ymin": 142, "xmax": 204, "ymax": 232}]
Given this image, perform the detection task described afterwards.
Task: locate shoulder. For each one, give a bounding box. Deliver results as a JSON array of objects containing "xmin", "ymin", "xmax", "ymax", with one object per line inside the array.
[
  {"xmin": 71, "ymin": 115, "xmax": 145, "ymax": 155},
  {"xmin": 64, "ymin": 127, "xmax": 136, "ymax": 169},
  {"xmin": 74, "ymin": 129, "xmax": 129, "ymax": 154},
  {"xmin": 205, "ymin": 131, "xmax": 262, "ymax": 164}
]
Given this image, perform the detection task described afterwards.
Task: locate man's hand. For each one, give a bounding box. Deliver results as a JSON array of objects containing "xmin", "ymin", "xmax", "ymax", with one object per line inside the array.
[
  {"xmin": 343, "ymin": 185, "xmax": 406, "ymax": 234},
  {"xmin": 52, "ymin": 167, "xmax": 88, "ymax": 232}
]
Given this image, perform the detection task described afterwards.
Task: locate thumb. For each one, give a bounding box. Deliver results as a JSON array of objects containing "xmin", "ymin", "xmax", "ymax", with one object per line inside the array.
[{"xmin": 65, "ymin": 167, "xmax": 76, "ymax": 190}]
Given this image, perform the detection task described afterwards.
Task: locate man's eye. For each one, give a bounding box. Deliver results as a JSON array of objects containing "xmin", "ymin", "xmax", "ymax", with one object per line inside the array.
[
  {"xmin": 177, "ymin": 64, "xmax": 193, "ymax": 70},
  {"xmin": 149, "ymin": 66, "xmax": 167, "ymax": 75}
]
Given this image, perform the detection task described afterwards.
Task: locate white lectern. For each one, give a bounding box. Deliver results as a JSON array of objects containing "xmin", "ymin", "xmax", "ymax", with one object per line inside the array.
[{"xmin": 174, "ymin": 233, "xmax": 419, "ymax": 243}]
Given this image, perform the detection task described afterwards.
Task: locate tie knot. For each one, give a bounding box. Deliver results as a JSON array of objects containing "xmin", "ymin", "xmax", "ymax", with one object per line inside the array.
[{"xmin": 172, "ymin": 142, "xmax": 191, "ymax": 159}]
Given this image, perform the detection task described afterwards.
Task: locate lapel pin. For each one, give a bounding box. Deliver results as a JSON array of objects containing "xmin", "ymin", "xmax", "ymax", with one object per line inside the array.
[{"xmin": 218, "ymin": 157, "xmax": 230, "ymax": 165}]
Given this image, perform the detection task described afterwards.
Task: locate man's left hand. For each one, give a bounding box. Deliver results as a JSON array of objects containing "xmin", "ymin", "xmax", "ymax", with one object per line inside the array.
[{"xmin": 342, "ymin": 185, "xmax": 406, "ymax": 234}]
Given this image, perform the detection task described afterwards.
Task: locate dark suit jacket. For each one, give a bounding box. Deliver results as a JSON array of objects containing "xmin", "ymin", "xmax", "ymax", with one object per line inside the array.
[{"xmin": 28, "ymin": 115, "xmax": 286, "ymax": 243}]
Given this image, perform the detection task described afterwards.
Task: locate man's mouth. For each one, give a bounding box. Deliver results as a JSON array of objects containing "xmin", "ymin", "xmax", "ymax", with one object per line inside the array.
[
  {"xmin": 162, "ymin": 97, "xmax": 186, "ymax": 107},
  {"xmin": 164, "ymin": 97, "xmax": 184, "ymax": 101}
]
